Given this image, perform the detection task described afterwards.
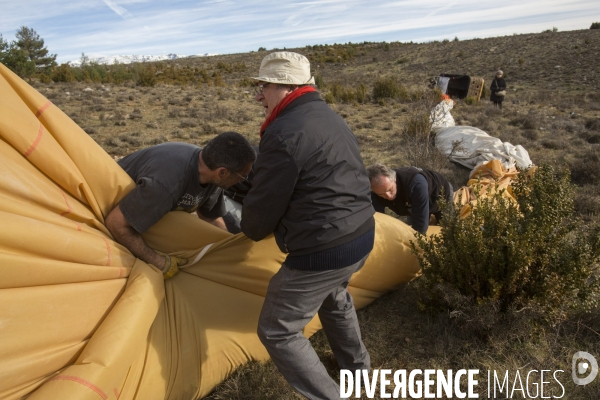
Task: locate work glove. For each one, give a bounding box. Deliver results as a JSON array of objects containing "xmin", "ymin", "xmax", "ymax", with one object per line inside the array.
[{"xmin": 162, "ymin": 255, "xmax": 188, "ymax": 280}]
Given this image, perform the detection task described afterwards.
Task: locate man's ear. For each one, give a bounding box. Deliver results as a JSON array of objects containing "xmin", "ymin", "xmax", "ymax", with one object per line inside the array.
[{"xmin": 216, "ymin": 167, "xmax": 228, "ymax": 178}]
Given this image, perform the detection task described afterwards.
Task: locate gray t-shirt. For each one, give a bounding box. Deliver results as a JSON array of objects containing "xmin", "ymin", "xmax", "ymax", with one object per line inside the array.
[{"xmin": 117, "ymin": 142, "xmax": 226, "ymax": 233}]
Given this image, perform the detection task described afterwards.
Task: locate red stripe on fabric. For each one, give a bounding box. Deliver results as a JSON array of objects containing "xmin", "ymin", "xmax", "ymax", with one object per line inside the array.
[
  {"xmin": 102, "ymin": 237, "xmax": 112, "ymax": 266},
  {"xmin": 24, "ymin": 123, "xmax": 44, "ymax": 157},
  {"xmin": 113, "ymin": 388, "xmax": 120, "ymax": 399},
  {"xmin": 59, "ymin": 190, "xmax": 73, "ymax": 217},
  {"xmin": 35, "ymin": 101, "xmax": 52, "ymax": 117},
  {"xmin": 49, "ymin": 375, "xmax": 108, "ymax": 400},
  {"xmin": 58, "ymin": 189, "xmax": 82, "ymax": 231}
]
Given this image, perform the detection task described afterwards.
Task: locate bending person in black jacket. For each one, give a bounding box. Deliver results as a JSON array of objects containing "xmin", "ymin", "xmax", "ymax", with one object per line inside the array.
[
  {"xmin": 367, "ymin": 163, "xmax": 453, "ymax": 234},
  {"xmin": 241, "ymin": 51, "xmax": 374, "ymax": 399}
]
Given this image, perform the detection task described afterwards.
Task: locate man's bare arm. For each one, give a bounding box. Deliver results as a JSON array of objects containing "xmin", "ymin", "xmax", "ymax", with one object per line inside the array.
[
  {"xmin": 197, "ymin": 211, "xmax": 228, "ymax": 232},
  {"xmin": 106, "ymin": 204, "xmax": 166, "ymax": 270}
]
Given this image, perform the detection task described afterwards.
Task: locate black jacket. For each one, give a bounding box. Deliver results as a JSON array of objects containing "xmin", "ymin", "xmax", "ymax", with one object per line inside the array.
[
  {"xmin": 372, "ymin": 167, "xmax": 452, "ymax": 220},
  {"xmin": 242, "ymin": 92, "xmax": 374, "ymax": 256},
  {"xmin": 490, "ymin": 77, "xmax": 506, "ymax": 102}
]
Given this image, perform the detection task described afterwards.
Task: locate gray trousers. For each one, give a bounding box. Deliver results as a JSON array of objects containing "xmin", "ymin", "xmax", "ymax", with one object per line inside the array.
[{"xmin": 257, "ymin": 254, "xmax": 371, "ymax": 400}]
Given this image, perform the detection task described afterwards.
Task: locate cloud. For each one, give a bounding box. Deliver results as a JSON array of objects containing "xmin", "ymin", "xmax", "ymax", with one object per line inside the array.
[
  {"xmin": 6, "ymin": 0, "xmax": 596, "ymax": 64},
  {"xmin": 102, "ymin": 0, "xmax": 131, "ymax": 19}
]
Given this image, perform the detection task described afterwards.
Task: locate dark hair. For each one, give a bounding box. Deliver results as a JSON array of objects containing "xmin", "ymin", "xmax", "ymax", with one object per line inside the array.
[{"xmin": 202, "ymin": 131, "xmax": 256, "ymax": 172}]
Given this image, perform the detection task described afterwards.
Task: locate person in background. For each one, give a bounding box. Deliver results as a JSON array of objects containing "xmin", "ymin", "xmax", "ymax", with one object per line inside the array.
[
  {"xmin": 490, "ymin": 69, "xmax": 507, "ymax": 109},
  {"xmin": 105, "ymin": 131, "xmax": 255, "ymax": 279},
  {"xmin": 368, "ymin": 163, "xmax": 453, "ymax": 234},
  {"xmin": 241, "ymin": 51, "xmax": 374, "ymax": 399}
]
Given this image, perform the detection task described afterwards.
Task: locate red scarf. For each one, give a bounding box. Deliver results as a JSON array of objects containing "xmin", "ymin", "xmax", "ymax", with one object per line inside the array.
[{"xmin": 260, "ymin": 86, "xmax": 317, "ymax": 137}]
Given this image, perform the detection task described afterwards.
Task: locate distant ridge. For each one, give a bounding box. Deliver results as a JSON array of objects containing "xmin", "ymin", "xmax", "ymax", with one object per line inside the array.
[{"xmin": 67, "ymin": 53, "xmax": 218, "ymax": 67}]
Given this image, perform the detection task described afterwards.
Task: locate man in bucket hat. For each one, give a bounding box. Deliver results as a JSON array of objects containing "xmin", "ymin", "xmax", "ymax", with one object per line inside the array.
[{"xmin": 241, "ymin": 51, "xmax": 374, "ymax": 399}]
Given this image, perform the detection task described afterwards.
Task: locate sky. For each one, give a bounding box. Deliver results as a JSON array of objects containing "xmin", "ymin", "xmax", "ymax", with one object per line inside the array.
[{"xmin": 1, "ymin": 0, "xmax": 599, "ymax": 64}]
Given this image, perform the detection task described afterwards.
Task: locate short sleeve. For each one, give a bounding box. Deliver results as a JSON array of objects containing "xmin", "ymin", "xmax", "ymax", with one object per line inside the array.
[
  {"xmin": 119, "ymin": 177, "xmax": 175, "ymax": 233},
  {"xmin": 198, "ymin": 189, "xmax": 226, "ymax": 219}
]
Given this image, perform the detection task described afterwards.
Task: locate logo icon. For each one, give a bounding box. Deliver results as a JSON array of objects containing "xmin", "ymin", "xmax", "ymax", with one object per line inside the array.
[{"xmin": 572, "ymin": 351, "xmax": 598, "ymax": 385}]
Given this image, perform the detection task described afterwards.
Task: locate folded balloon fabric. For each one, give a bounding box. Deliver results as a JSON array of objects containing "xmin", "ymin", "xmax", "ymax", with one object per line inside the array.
[{"xmin": 0, "ymin": 62, "xmax": 426, "ymax": 400}]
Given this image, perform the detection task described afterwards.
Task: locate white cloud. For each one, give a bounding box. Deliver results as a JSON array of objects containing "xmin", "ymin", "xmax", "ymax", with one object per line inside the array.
[
  {"xmin": 2, "ymin": 0, "xmax": 597, "ymax": 64},
  {"xmin": 102, "ymin": 0, "xmax": 131, "ymax": 18}
]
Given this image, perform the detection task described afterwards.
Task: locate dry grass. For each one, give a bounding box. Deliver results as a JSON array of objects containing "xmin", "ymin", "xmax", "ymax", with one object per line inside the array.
[
  {"xmin": 31, "ymin": 28, "xmax": 600, "ymax": 399},
  {"xmin": 206, "ymin": 284, "xmax": 600, "ymax": 399}
]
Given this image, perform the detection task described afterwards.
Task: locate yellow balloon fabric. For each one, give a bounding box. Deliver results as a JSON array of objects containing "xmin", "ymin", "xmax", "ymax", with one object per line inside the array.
[{"xmin": 0, "ymin": 63, "xmax": 422, "ymax": 400}]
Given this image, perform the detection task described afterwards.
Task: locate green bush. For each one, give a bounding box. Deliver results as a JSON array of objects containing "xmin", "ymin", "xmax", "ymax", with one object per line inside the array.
[
  {"xmin": 412, "ymin": 165, "xmax": 600, "ymax": 318},
  {"xmin": 109, "ymin": 62, "xmax": 131, "ymax": 84},
  {"xmin": 355, "ymin": 83, "xmax": 368, "ymax": 104},
  {"xmin": 403, "ymin": 113, "xmax": 431, "ymax": 138},
  {"xmin": 590, "ymin": 22, "xmax": 600, "ymax": 29},
  {"xmin": 216, "ymin": 61, "xmax": 232, "ymax": 73},
  {"xmin": 323, "ymin": 91, "xmax": 335, "ymax": 104},
  {"xmin": 213, "ymin": 71, "xmax": 225, "ymax": 87},
  {"xmin": 83, "ymin": 62, "xmax": 108, "ymax": 83},
  {"xmin": 314, "ymin": 74, "xmax": 325, "ymax": 89},
  {"xmin": 238, "ymin": 77, "xmax": 254, "ymax": 88},
  {"xmin": 51, "ymin": 63, "xmax": 74, "ymax": 82},
  {"xmin": 464, "ymin": 96, "xmax": 477, "ymax": 105},
  {"xmin": 136, "ymin": 64, "xmax": 156, "ymax": 87},
  {"xmin": 39, "ymin": 73, "xmax": 52, "ymax": 83},
  {"xmin": 372, "ymin": 77, "xmax": 409, "ymax": 101},
  {"xmin": 325, "ymin": 82, "xmax": 370, "ymax": 104}
]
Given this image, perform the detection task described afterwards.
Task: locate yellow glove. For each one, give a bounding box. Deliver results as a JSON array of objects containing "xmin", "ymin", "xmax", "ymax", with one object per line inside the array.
[{"xmin": 162, "ymin": 255, "xmax": 188, "ymax": 280}]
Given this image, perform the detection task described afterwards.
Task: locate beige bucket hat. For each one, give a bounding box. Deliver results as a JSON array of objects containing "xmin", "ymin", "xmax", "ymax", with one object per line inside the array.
[
  {"xmin": 496, "ymin": 70, "xmax": 503, "ymax": 77},
  {"xmin": 252, "ymin": 51, "xmax": 315, "ymax": 85}
]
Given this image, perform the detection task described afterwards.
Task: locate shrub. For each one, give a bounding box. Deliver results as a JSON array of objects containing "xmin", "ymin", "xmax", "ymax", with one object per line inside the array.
[
  {"xmin": 213, "ymin": 71, "xmax": 225, "ymax": 87},
  {"xmin": 238, "ymin": 77, "xmax": 254, "ymax": 88},
  {"xmin": 570, "ymin": 149, "xmax": 600, "ymax": 185},
  {"xmin": 323, "ymin": 92, "xmax": 335, "ymax": 104},
  {"xmin": 397, "ymin": 90, "xmax": 449, "ymax": 170},
  {"xmin": 325, "ymin": 82, "xmax": 370, "ymax": 104},
  {"xmin": 108, "ymin": 62, "xmax": 131, "ymax": 85},
  {"xmin": 39, "ymin": 73, "xmax": 52, "ymax": 83},
  {"xmin": 51, "ymin": 64, "xmax": 74, "ymax": 82},
  {"xmin": 412, "ymin": 165, "xmax": 600, "ymax": 318},
  {"xmin": 216, "ymin": 62, "xmax": 232, "ymax": 73},
  {"xmin": 355, "ymin": 83, "xmax": 368, "ymax": 104},
  {"xmin": 314, "ymin": 74, "xmax": 325, "ymax": 89},
  {"xmin": 585, "ymin": 118, "xmax": 600, "ymax": 131},
  {"xmin": 590, "ymin": 22, "xmax": 600, "ymax": 29},
  {"xmin": 372, "ymin": 77, "xmax": 409, "ymax": 101},
  {"xmin": 403, "ymin": 113, "xmax": 431, "ymax": 138},
  {"xmin": 464, "ymin": 96, "xmax": 477, "ymax": 105},
  {"xmin": 136, "ymin": 64, "xmax": 156, "ymax": 87},
  {"xmin": 510, "ymin": 113, "xmax": 541, "ymax": 130}
]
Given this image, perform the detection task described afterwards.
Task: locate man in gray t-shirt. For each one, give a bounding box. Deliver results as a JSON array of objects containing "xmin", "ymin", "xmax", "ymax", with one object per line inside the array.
[{"xmin": 105, "ymin": 131, "xmax": 256, "ymax": 279}]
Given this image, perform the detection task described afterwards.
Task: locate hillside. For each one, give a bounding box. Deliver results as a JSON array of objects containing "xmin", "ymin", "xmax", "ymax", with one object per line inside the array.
[
  {"xmin": 33, "ymin": 28, "xmax": 600, "ymax": 217},
  {"xmin": 29, "ymin": 28, "xmax": 600, "ymax": 399}
]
